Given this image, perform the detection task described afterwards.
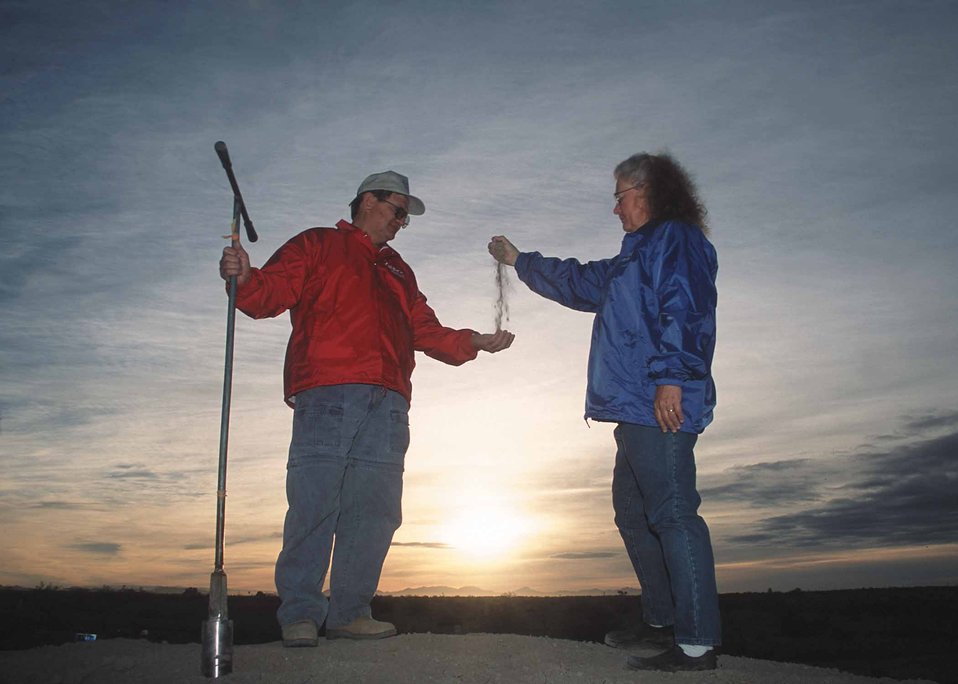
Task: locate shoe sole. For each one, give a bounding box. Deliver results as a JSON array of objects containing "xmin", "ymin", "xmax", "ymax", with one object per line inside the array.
[
  {"xmin": 604, "ymin": 637, "xmax": 670, "ymax": 654},
  {"xmin": 282, "ymin": 637, "xmax": 318, "ymax": 648},
  {"xmin": 626, "ymin": 650, "xmax": 717, "ymax": 672},
  {"xmin": 626, "ymin": 659, "xmax": 716, "ymax": 672},
  {"xmin": 326, "ymin": 627, "xmax": 397, "ymax": 641}
]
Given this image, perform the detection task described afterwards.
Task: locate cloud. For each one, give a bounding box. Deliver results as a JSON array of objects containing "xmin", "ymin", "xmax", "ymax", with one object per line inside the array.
[
  {"xmin": 391, "ymin": 542, "xmax": 452, "ymax": 550},
  {"xmin": 183, "ymin": 531, "xmax": 281, "ymax": 551},
  {"xmin": 107, "ymin": 466, "xmax": 159, "ymax": 480},
  {"xmin": 720, "ymin": 429, "xmax": 958, "ymax": 549},
  {"xmin": 68, "ymin": 542, "xmax": 121, "ymax": 556},
  {"xmin": 700, "ymin": 459, "xmax": 823, "ymax": 506},
  {"xmin": 900, "ymin": 411, "xmax": 958, "ymax": 433},
  {"xmin": 550, "ymin": 552, "xmax": 618, "ymax": 560}
]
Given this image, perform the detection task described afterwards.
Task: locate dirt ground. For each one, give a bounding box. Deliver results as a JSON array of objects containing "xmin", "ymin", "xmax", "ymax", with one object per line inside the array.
[{"xmin": 0, "ymin": 633, "xmax": 937, "ymax": 684}]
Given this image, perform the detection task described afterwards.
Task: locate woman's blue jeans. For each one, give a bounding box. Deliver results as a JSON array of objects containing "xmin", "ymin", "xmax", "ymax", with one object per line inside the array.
[
  {"xmin": 612, "ymin": 423, "xmax": 721, "ymax": 646},
  {"xmin": 274, "ymin": 384, "xmax": 409, "ymax": 630}
]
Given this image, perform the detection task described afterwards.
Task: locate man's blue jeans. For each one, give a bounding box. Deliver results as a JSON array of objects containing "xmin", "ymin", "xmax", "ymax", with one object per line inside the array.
[
  {"xmin": 274, "ymin": 384, "xmax": 409, "ymax": 630},
  {"xmin": 612, "ymin": 423, "xmax": 721, "ymax": 646}
]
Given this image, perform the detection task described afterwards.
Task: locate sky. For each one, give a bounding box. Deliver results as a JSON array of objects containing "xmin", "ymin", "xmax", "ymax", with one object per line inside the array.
[{"xmin": 2, "ymin": 0, "xmax": 957, "ymax": 596}]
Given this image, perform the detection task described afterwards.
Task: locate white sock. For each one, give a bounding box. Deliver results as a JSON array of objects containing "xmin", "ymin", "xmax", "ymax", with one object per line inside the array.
[{"xmin": 678, "ymin": 644, "xmax": 712, "ymax": 658}]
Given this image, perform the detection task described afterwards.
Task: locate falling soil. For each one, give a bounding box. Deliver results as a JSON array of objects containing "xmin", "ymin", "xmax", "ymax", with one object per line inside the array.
[{"xmin": 494, "ymin": 261, "xmax": 511, "ymax": 331}]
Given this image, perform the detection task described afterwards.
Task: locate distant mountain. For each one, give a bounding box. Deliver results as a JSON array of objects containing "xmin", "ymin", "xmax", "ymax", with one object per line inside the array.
[
  {"xmin": 553, "ymin": 587, "xmax": 640, "ymax": 597},
  {"xmin": 380, "ymin": 585, "xmax": 640, "ymax": 597},
  {"xmin": 381, "ymin": 585, "xmax": 498, "ymax": 597},
  {"xmin": 3, "ymin": 583, "xmax": 639, "ymax": 598}
]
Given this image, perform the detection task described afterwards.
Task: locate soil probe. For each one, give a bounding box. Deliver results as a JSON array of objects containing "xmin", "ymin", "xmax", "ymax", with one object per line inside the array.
[{"xmin": 202, "ymin": 141, "xmax": 258, "ymax": 678}]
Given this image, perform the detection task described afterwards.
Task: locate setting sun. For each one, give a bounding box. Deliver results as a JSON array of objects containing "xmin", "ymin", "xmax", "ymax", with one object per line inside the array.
[{"xmin": 440, "ymin": 504, "xmax": 531, "ymax": 559}]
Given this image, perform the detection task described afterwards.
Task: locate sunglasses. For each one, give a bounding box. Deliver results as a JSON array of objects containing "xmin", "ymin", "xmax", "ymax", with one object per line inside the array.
[{"xmin": 379, "ymin": 198, "xmax": 410, "ymax": 227}]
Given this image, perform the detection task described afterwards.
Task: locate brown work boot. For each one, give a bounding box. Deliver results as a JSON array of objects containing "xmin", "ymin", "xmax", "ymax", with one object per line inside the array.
[
  {"xmin": 281, "ymin": 619, "xmax": 318, "ymax": 647},
  {"xmin": 326, "ymin": 615, "xmax": 397, "ymax": 640}
]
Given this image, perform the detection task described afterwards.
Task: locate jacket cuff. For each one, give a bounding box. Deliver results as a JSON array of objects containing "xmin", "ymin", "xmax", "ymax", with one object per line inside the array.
[
  {"xmin": 231, "ymin": 269, "xmax": 261, "ymax": 305},
  {"xmin": 514, "ymin": 251, "xmax": 536, "ymax": 282},
  {"xmin": 460, "ymin": 329, "xmax": 480, "ymax": 360}
]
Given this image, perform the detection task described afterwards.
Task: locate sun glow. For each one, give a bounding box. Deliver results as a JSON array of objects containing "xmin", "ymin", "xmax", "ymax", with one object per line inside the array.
[{"xmin": 440, "ymin": 504, "xmax": 531, "ymax": 559}]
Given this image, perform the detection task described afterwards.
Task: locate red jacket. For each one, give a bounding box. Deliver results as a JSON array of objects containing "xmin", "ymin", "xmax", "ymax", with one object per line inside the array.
[{"xmin": 235, "ymin": 220, "xmax": 478, "ymax": 405}]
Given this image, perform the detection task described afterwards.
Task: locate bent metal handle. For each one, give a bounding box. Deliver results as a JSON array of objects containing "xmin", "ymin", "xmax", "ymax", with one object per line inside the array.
[
  {"xmin": 214, "ymin": 141, "xmax": 258, "ymax": 243},
  {"xmin": 204, "ymin": 144, "xmax": 253, "ymax": 679}
]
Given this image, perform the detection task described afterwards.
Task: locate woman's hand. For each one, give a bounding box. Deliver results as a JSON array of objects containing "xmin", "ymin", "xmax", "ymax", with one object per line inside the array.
[
  {"xmin": 488, "ymin": 236, "xmax": 519, "ymax": 266},
  {"xmin": 654, "ymin": 384, "xmax": 684, "ymax": 433}
]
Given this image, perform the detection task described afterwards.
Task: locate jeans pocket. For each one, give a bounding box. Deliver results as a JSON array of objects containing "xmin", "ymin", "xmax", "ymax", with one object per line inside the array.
[
  {"xmin": 388, "ymin": 409, "xmax": 410, "ymax": 456},
  {"xmin": 289, "ymin": 402, "xmax": 344, "ymax": 467}
]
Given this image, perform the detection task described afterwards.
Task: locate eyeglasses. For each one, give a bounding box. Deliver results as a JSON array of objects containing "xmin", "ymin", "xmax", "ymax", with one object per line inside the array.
[
  {"xmin": 614, "ymin": 183, "xmax": 646, "ymax": 205},
  {"xmin": 379, "ymin": 198, "xmax": 410, "ymax": 228}
]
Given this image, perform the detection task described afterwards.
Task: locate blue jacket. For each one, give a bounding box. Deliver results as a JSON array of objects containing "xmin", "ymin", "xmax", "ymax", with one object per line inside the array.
[{"xmin": 515, "ymin": 220, "xmax": 718, "ymax": 433}]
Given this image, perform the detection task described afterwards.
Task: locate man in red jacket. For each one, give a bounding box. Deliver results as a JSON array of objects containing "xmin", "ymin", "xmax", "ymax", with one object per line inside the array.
[{"xmin": 219, "ymin": 170, "xmax": 514, "ymax": 647}]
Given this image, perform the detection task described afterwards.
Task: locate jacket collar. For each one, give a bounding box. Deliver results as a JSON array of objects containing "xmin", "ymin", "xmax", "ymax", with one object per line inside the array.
[
  {"xmin": 619, "ymin": 219, "xmax": 661, "ymax": 252},
  {"xmin": 620, "ymin": 225, "xmax": 646, "ymax": 252},
  {"xmin": 336, "ymin": 219, "xmax": 398, "ymax": 258}
]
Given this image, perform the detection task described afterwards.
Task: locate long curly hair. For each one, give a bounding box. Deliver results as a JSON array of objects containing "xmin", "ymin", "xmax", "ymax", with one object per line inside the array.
[{"xmin": 614, "ymin": 152, "xmax": 708, "ymax": 233}]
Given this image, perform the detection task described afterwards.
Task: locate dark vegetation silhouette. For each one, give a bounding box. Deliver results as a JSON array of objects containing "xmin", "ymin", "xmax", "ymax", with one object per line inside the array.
[{"xmin": 1, "ymin": 585, "xmax": 954, "ymax": 683}]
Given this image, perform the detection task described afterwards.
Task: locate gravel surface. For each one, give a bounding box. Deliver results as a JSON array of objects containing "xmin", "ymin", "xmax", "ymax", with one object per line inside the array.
[{"xmin": 0, "ymin": 634, "xmax": 937, "ymax": 684}]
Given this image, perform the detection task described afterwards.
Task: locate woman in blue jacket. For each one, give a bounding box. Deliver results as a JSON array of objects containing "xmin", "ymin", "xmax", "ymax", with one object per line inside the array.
[{"xmin": 488, "ymin": 152, "xmax": 720, "ymax": 672}]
